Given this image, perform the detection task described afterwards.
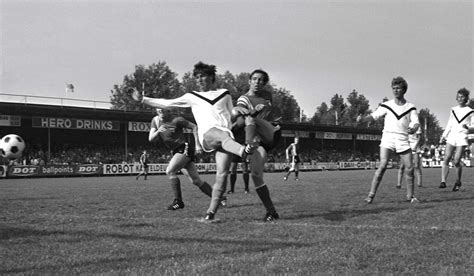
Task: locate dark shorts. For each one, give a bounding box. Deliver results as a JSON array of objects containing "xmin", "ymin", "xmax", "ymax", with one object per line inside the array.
[
  {"xmin": 293, "ymin": 155, "xmax": 300, "ymax": 164},
  {"xmin": 232, "ymin": 154, "xmax": 243, "ymax": 163},
  {"xmin": 263, "ymin": 128, "xmax": 282, "ymax": 152},
  {"xmin": 172, "ymin": 142, "xmax": 195, "ymax": 161}
]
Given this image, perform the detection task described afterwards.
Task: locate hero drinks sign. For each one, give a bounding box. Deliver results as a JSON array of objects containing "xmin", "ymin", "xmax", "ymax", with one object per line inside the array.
[{"xmin": 32, "ymin": 117, "xmax": 120, "ymax": 131}]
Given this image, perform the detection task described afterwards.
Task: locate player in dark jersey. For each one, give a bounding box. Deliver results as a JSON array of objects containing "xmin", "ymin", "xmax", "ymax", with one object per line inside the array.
[
  {"xmin": 232, "ymin": 69, "xmax": 280, "ymax": 222},
  {"xmin": 149, "ymin": 108, "xmax": 226, "ymax": 210},
  {"xmin": 136, "ymin": 150, "xmax": 149, "ymax": 180}
]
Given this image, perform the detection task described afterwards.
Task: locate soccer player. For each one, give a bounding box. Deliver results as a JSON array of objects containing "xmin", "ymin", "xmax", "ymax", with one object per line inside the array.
[
  {"xmin": 358, "ymin": 76, "xmax": 420, "ymax": 203},
  {"xmin": 231, "ymin": 69, "xmax": 279, "ymax": 222},
  {"xmin": 283, "ymin": 137, "xmax": 301, "ymax": 181},
  {"xmin": 132, "ymin": 61, "xmax": 256, "ymax": 222},
  {"xmin": 397, "ymin": 127, "xmax": 422, "ymax": 188},
  {"xmin": 136, "ymin": 150, "xmax": 149, "ymax": 180},
  {"xmin": 148, "ymin": 108, "xmax": 226, "ymax": 210},
  {"xmin": 439, "ymin": 88, "xmax": 473, "ymax": 191}
]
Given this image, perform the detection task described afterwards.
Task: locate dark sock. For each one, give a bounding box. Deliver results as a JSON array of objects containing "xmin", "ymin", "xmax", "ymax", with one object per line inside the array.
[
  {"xmin": 243, "ymin": 173, "xmax": 249, "ymax": 191},
  {"xmin": 295, "ymin": 171, "xmax": 299, "ymax": 178},
  {"xmin": 230, "ymin": 174, "xmax": 236, "ymax": 192},
  {"xmin": 256, "ymin": 185, "xmax": 276, "ymax": 214},
  {"xmin": 170, "ymin": 178, "xmax": 182, "ymax": 201},
  {"xmin": 199, "ymin": 181, "xmax": 213, "ymax": 197}
]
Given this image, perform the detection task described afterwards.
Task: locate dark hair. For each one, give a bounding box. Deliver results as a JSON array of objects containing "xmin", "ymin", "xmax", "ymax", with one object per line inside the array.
[
  {"xmin": 193, "ymin": 61, "xmax": 217, "ymax": 82},
  {"xmin": 391, "ymin": 76, "xmax": 408, "ymax": 92},
  {"xmin": 250, "ymin": 69, "xmax": 269, "ymax": 85},
  {"xmin": 457, "ymin": 87, "xmax": 470, "ymax": 98}
]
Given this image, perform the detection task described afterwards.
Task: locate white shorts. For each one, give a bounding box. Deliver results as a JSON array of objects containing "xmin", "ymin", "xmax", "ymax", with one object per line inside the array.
[
  {"xmin": 200, "ymin": 126, "xmax": 234, "ymax": 152},
  {"xmin": 408, "ymin": 137, "xmax": 419, "ymax": 151},
  {"xmin": 380, "ymin": 132, "xmax": 411, "ymax": 153},
  {"xmin": 446, "ymin": 134, "xmax": 468, "ymax": 147}
]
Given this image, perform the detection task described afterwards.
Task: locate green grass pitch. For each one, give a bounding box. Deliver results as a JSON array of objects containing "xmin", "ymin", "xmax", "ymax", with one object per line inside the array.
[{"xmin": 1, "ymin": 168, "xmax": 473, "ymax": 274}]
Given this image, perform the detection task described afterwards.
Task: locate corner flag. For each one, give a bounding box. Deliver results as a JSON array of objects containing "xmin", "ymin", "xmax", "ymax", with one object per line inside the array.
[{"xmin": 65, "ymin": 83, "xmax": 75, "ymax": 93}]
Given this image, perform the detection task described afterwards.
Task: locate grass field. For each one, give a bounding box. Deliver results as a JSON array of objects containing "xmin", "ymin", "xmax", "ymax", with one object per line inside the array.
[{"xmin": 1, "ymin": 168, "xmax": 473, "ymax": 274}]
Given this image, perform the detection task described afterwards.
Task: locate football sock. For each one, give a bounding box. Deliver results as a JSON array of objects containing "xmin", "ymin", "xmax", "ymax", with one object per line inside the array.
[
  {"xmin": 230, "ymin": 174, "xmax": 237, "ymax": 192},
  {"xmin": 295, "ymin": 171, "xmax": 299, "ymax": 179},
  {"xmin": 256, "ymin": 185, "xmax": 276, "ymax": 214},
  {"xmin": 416, "ymin": 171, "xmax": 422, "ymax": 186},
  {"xmin": 170, "ymin": 177, "xmax": 182, "ymax": 201},
  {"xmin": 221, "ymin": 137, "xmax": 245, "ymax": 157},
  {"xmin": 198, "ymin": 181, "xmax": 213, "ymax": 198},
  {"xmin": 245, "ymin": 123, "xmax": 257, "ymax": 144},
  {"xmin": 207, "ymin": 182, "xmax": 225, "ymax": 214},
  {"xmin": 243, "ymin": 173, "xmax": 249, "ymax": 191}
]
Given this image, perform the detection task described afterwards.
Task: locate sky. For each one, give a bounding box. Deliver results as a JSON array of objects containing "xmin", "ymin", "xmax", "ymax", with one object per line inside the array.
[{"xmin": 1, "ymin": 0, "xmax": 472, "ymax": 127}]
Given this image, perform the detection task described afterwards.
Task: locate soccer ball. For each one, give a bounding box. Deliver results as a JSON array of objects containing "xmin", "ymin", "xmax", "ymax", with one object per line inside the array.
[{"xmin": 0, "ymin": 134, "xmax": 26, "ymax": 160}]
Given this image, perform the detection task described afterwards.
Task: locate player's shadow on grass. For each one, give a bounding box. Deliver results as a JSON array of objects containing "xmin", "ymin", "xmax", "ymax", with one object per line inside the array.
[
  {"xmin": 1, "ymin": 225, "xmax": 314, "ymax": 274},
  {"xmin": 286, "ymin": 205, "xmax": 433, "ymax": 222},
  {"xmin": 420, "ymin": 195, "xmax": 474, "ymax": 204}
]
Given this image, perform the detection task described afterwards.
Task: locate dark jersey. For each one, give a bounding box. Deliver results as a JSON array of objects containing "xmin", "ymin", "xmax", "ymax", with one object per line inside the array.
[
  {"xmin": 151, "ymin": 116, "xmax": 193, "ymax": 151},
  {"xmin": 236, "ymin": 90, "xmax": 274, "ymax": 121}
]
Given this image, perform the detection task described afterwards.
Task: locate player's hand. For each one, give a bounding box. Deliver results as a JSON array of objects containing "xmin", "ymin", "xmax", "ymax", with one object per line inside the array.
[
  {"xmin": 407, "ymin": 127, "xmax": 416, "ymax": 134},
  {"xmin": 131, "ymin": 88, "xmax": 144, "ymax": 102},
  {"xmin": 157, "ymin": 125, "xmax": 167, "ymax": 133},
  {"xmin": 232, "ymin": 106, "xmax": 250, "ymax": 117},
  {"xmin": 439, "ymin": 137, "xmax": 446, "ymax": 144},
  {"xmin": 195, "ymin": 148, "xmax": 203, "ymax": 155}
]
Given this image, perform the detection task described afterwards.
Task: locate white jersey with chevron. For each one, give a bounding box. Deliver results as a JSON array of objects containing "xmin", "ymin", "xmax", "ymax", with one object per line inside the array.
[
  {"xmin": 371, "ymin": 99, "xmax": 419, "ymax": 135},
  {"xmin": 442, "ymin": 105, "xmax": 474, "ymax": 138},
  {"xmin": 142, "ymin": 89, "xmax": 234, "ymax": 151}
]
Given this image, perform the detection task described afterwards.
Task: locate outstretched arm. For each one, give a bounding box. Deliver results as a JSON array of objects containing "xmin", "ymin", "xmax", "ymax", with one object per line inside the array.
[{"xmin": 132, "ymin": 88, "xmax": 191, "ymax": 109}]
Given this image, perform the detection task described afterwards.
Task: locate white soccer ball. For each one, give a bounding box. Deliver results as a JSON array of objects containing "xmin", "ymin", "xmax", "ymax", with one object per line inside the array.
[{"xmin": 0, "ymin": 134, "xmax": 26, "ymax": 160}]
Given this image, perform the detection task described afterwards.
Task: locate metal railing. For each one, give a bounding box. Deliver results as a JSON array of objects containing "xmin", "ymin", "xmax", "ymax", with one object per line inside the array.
[{"xmin": 0, "ymin": 93, "xmax": 112, "ymax": 110}]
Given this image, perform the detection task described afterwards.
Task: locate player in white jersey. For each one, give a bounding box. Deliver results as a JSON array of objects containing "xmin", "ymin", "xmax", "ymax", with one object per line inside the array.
[
  {"xmin": 283, "ymin": 137, "xmax": 301, "ymax": 181},
  {"xmin": 358, "ymin": 77, "xmax": 420, "ymax": 203},
  {"xmin": 439, "ymin": 88, "xmax": 473, "ymax": 191},
  {"xmin": 132, "ymin": 62, "xmax": 256, "ymax": 222},
  {"xmin": 397, "ymin": 127, "xmax": 422, "ymax": 188}
]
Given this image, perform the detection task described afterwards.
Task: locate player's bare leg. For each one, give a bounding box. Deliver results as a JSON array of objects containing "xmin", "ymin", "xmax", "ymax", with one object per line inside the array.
[
  {"xmin": 413, "ymin": 154, "xmax": 422, "ymax": 187},
  {"xmin": 452, "ymin": 146, "xmax": 465, "ymax": 191},
  {"xmin": 165, "ymin": 154, "xmax": 189, "ymax": 210},
  {"xmin": 365, "ymin": 147, "xmax": 391, "ymax": 203},
  {"xmin": 399, "ymin": 150, "xmax": 416, "ymax": 202},
  {"xmin": 251, "ymin": 146, "xmax": 279, "ymax": 222},
  {"xmin": 397, "ymin": 163, "xmax": 405, "ymax": 189},
  {"xmin": 204, "ymin": 150, "xmax": 232, "ymax": 221},
  {"xmin": 440, "ymin": 144, "xmax": 455, "ymax": 188}
]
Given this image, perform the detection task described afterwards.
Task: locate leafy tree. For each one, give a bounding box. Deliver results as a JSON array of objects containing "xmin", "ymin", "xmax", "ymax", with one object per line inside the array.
[
  {"xmin": 419, "ymin": 108, "xmax": 443, "ymax": 146},
  {"xmin": 110, "ymin": 61, "xmax": 180, "ymax": 112},
  {"xmin": 271, "ymin": 87, "xmax": 300, "ymax": 123},
  {"xmin": 343, "ymin": 89, "xmax": 370, "ymax": 126},
  {"xmin": 328, "ymin": 94, "xmax": 346, "ymax": 125},
  {"xmin": 311, "ymin": 102, "xmax": 332, "ymax": 125}
]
